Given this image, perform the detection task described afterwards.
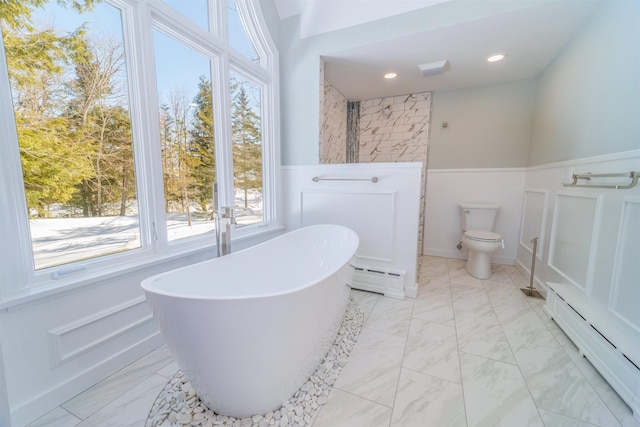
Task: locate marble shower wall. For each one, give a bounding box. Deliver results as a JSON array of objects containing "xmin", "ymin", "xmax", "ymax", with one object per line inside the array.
[
  {"xmin": 320, "ymin": 82, "xmax": 348, "ymax": 164},
  {"xmin": 359, "ymin": 93, "xmax": 430, "ymax": 163},
  {"xmin": 359, "ymin": 92, "xmax": 432, "ymax": 257}
]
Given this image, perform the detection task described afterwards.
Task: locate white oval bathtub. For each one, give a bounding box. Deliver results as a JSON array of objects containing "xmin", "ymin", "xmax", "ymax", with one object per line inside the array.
[{"xmin": 141, "ymin": 224, "xmax": 358, "ymax": 418}]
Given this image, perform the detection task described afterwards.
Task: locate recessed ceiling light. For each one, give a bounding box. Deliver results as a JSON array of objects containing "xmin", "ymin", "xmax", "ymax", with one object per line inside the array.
[
  {"xmin": 487, "ymin": 53, "xmax": 506, "ymax": 63},
  {"xmin": 384, "ymin": 72, "xmax": 398, "ymax": 79}
]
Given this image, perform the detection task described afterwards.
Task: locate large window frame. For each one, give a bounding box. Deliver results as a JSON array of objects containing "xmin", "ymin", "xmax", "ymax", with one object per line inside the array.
[{"xmin": 0, "ymin": 0, "xmax": 280, "ymax": 297}]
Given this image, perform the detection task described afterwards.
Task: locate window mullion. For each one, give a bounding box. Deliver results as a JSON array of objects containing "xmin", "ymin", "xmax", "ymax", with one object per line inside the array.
[
  {"xmin": 121, "ymin": 0, "xmax": 168, "ymax": 252},
  {"xmin": 0, "ymin": 33, "xmax": 34, "ymax": 294}
]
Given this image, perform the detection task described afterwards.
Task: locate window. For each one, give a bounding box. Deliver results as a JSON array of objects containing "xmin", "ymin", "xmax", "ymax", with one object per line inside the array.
[
  {"xmin": 153, "ymin": 30, "xmax": 217, "ymax": 242},
  {"xmin": 2, "ymin": 1, "xmax": 139, "ymax": 270},
  {"xmin": 161, "ymin": 0, "xmax": 209, "ymax": 31},
  {"xmin": 231, "ymin": 71, "xmax": 264, "ymax": 226},
  {"xmin": 227, "ymin": 0, "xmax": 259, "ymax": 62},
  {"xmin": 0, "ymin": 0, "xmax": 278, "ymax": 292}
]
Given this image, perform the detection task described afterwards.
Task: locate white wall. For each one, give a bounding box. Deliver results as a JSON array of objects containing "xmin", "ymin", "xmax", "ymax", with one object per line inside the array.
[
  {"xmin": 423, "ymin": 168, "xmax": 525, "ymax": 264},
  {"xmin": 422, "ymin": 79, "xmax": 534, "ymax": 262},
  {"xmin": 277, "ymin": 1, "xmax": 547, "ymax": 165},
  {"xmin": 527, "ymin": 0, "xmax": 640, "ymax": 166},
  {"xmin": 429, "ymin": 79, "xmax": 536, "ymax": 169}
]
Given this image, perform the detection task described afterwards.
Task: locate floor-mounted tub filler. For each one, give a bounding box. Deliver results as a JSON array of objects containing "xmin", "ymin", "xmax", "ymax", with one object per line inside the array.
[{"xmin": 141, "ymin": 224, "xmax": 359, "ymax": 419}]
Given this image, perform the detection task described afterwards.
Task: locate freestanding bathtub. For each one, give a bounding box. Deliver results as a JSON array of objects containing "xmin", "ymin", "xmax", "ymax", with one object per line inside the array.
[{"xmin": 141, "ymin": 224, "xmax": 359, "ymax": 418}]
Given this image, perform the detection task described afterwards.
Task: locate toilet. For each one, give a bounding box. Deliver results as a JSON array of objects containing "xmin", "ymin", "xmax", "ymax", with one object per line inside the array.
[{"xmin": 459, "ymin": 203, "xmax": 504, "ymax": 279}]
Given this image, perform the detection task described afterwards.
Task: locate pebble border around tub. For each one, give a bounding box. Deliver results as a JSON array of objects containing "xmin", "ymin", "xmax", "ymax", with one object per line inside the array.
[{"xmin": 145, "ymin": 298, "xmax": 364, "ymax": 427}]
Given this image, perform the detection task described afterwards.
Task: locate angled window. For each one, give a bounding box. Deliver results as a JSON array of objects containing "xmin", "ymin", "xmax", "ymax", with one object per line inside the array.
[{"xmin": 227, "ymin": 0, "xmax": 259, "ymax": 62}]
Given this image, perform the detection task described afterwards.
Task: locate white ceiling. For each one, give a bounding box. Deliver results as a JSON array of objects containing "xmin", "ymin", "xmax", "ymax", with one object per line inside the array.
[{"xmin": 273, "ymin": 0, "xmax": 603, "ymax": 100}]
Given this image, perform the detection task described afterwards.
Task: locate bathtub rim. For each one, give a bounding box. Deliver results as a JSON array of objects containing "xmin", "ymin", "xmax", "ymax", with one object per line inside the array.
[{"xmin": 140, "ymin": 224, "xmax": 359, "ymax": 301}]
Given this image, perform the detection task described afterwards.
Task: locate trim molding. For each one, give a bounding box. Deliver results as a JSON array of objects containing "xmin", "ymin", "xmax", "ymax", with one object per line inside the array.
[
  {"xmin": 526, "ymin": 150, "xmax": 640, "ymax": 172},
  {"xmin": 48, "ymin": 296, "xmax": 152, "ymax": 366}
]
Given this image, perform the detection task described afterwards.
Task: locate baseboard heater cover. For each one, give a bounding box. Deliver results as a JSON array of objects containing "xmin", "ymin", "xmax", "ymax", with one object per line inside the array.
[
  {"xmin": 349, "ymin": 264, "xmax": 406, "ymax": 299},
  {"xmin": 543, "ymin": 282, "xmax": 640, "ymax": 422}
]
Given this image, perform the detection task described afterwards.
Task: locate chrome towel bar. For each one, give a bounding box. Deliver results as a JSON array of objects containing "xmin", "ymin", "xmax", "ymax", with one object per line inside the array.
[
  {"xmin": 563, "ymin": 171, "xmax": 639, "ymax": 189},
  {"xmin": 312, "ymin": 176, "xmax": 378, "ymax": 183}
]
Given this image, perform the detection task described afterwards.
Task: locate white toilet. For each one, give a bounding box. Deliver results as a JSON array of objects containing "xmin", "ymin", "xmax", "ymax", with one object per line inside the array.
[{"xmin": 459, "ymin": 203, "xmax": 504, "ymax": 279}]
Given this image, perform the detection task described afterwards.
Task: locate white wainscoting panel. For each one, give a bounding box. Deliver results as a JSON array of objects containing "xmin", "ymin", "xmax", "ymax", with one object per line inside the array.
[
  {"xmin": 283, "ymin": 162, "xmax": 422, "ymax": 299},
  {"xmin": 48, "ymin": 295, "xmax": 153, "ymax": 366},
  {"xmin": 548, "ymin": 192, "xmax": 602, "ymax": 293},
  {"xmin": 301, "ymin": 190, "xmax": 396, "ymax": 262},
  {"xmin": 609, "ymin": 197, "xmax": 640, "ymax": 333}
]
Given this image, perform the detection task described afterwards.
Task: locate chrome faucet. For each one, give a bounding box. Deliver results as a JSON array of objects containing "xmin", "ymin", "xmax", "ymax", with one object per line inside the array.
[
  {"xmin": 215, "ymin": 206, "xmax": 235, "ymax": 256},
  {"xmin": 213, "ymin": 183, "xmax": 235, "ymax": 257}
]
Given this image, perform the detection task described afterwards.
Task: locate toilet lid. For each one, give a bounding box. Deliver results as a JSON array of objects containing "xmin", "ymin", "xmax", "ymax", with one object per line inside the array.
[{"xmin": 464, "ymin": 230, "xmax": 502, "ymax": 242}]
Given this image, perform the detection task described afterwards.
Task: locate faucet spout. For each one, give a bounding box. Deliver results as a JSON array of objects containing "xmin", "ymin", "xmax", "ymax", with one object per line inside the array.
[{"xmin": 215, "ymin": 206, "xmax": 234, "ymax": 256}]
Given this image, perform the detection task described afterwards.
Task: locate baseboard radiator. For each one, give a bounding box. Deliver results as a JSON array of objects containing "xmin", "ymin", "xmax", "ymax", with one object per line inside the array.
[
  {"xmin": 544, "ymin": 282, "xmax": 640, "ymax": 422},
  {"xmin": 349, "ymin": 264, "xmax": 406, "ymax": 300}
]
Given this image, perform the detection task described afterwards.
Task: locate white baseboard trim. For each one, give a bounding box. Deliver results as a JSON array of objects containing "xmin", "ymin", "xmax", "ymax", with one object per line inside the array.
[{"xmin": 424, "ymin": 249, "xmax": 514, "ymax": 266}]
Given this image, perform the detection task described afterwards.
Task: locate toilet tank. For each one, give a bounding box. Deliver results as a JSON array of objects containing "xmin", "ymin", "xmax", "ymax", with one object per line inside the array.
[{"xmin": 459, "ymin": 203, "xmax": 501, "ymax": 232}]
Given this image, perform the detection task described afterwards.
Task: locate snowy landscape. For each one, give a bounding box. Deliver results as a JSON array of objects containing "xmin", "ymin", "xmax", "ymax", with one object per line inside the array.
[{"xmin": 29, "ymin": 190, "xmax": 263, "ymax": 270}]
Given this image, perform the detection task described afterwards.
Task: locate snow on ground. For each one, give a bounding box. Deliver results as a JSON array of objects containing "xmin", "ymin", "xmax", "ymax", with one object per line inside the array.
[{"xmin": 29, "ymin": 190, "xmax": 263, "ymax": 270}]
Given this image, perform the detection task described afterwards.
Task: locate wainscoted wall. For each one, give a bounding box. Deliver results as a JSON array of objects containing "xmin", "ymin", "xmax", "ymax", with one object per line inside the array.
[
  {"xmin": 518, "ymin": 150, "xmax": 640, "ymax": 417},
  {"xmin": 0, "ymin": 230, "xmax": 283, "ymax": 426},
  {"xmin": 282, "ymin": 162, "xmax": 423, "ymax": 298},
  {"xmin": 319, "ymin": 82, "xmax": 347, "ymax": 164},
  {"xmin": 422, "ymin": 168, "xmax": 526, "ymax": 264},
  {"xmin": 516, "ymin": 151, "xmax": 640, "ymax": 297}
]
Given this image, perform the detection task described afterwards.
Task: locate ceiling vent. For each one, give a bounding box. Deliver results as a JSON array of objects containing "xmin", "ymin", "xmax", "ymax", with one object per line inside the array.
[{"xmin": 418, "ymin": 60, "xmax": 449, "ymax": 77}]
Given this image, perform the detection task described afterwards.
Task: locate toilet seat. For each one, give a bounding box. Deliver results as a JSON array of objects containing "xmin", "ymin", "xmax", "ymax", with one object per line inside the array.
[{"xmin": 464, "ymin": 230, "xmax": 502, "ymax": 242}]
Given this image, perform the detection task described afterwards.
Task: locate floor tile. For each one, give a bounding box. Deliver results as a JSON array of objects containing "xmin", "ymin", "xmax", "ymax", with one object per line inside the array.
[
  {"xmin": 454, "ymin": 309, "xmax": 516, "ymax": 364},
  {"xmin": 76, "ymin": 374, "xmax": 168, "ymax": 427},
  {"xmin": 390, "ymin": 368, "xmax": 466, "ymax": 427},
  {"xmin": 403, "ymin": 318, "xmax": 460, "ymax": 384},
  {"xmin": 334, "ymin": 327, "xmax": 405, "ymax": 407},
  {"xmin": 498, "ymin": 308, "xmax": 560, "ymax": 348},
  {"xmin": 350, "ymin": 290, "xmax": 380, "ymax": 323},
  {"xmin": 420, "ymin": 256, "xmax": 449, "ymax": 274},
  {"xmin": 451, "ymin": 284, "xmax": 491, "ymax": 314},
  {"xmin": 449, "ymin": 266, "xmax": 483, "ymax": 287},
  {"xmin": 62, "ymin": 345, "xmax": 174, "ymax": 420},
  {"xmin": 25, "ymin": 407, "xmax": 81, "ymax": 427},
  {"xmin": 413, "ymin": 288, "xmax": 454, "ymax": 326},
  {"xmin": 312, "ymin": 388, "xmax": 392, "ymax": 427},
  {"xmin": 460, "ymin": 352, "xmax": 543, "ymax": 427},
  {"xmin": 538, "ymin": 409, "xmax": 600, "ymax": 426},
  {"xmin": 512, "ymin": 341, "xmax": 622, "ymax": 426},
  {"xmin": 365, "ymin": 296, "xmax": 414, "ymax": 337},
  {"xmin": 418, "ymin": 271, "xmax": 450, "ymax": 291}
]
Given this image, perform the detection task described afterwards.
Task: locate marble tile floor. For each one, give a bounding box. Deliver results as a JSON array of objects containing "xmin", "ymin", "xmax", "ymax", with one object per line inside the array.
[{"xmin": 27, "ymin": 256, "xmax": 639, "ymax": 427}]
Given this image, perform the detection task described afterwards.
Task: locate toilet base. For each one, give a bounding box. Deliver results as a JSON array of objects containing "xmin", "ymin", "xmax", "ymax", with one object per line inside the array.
[{"xmin": 465, "ymin": 250, "xmax": 493, "ymax": 279}]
